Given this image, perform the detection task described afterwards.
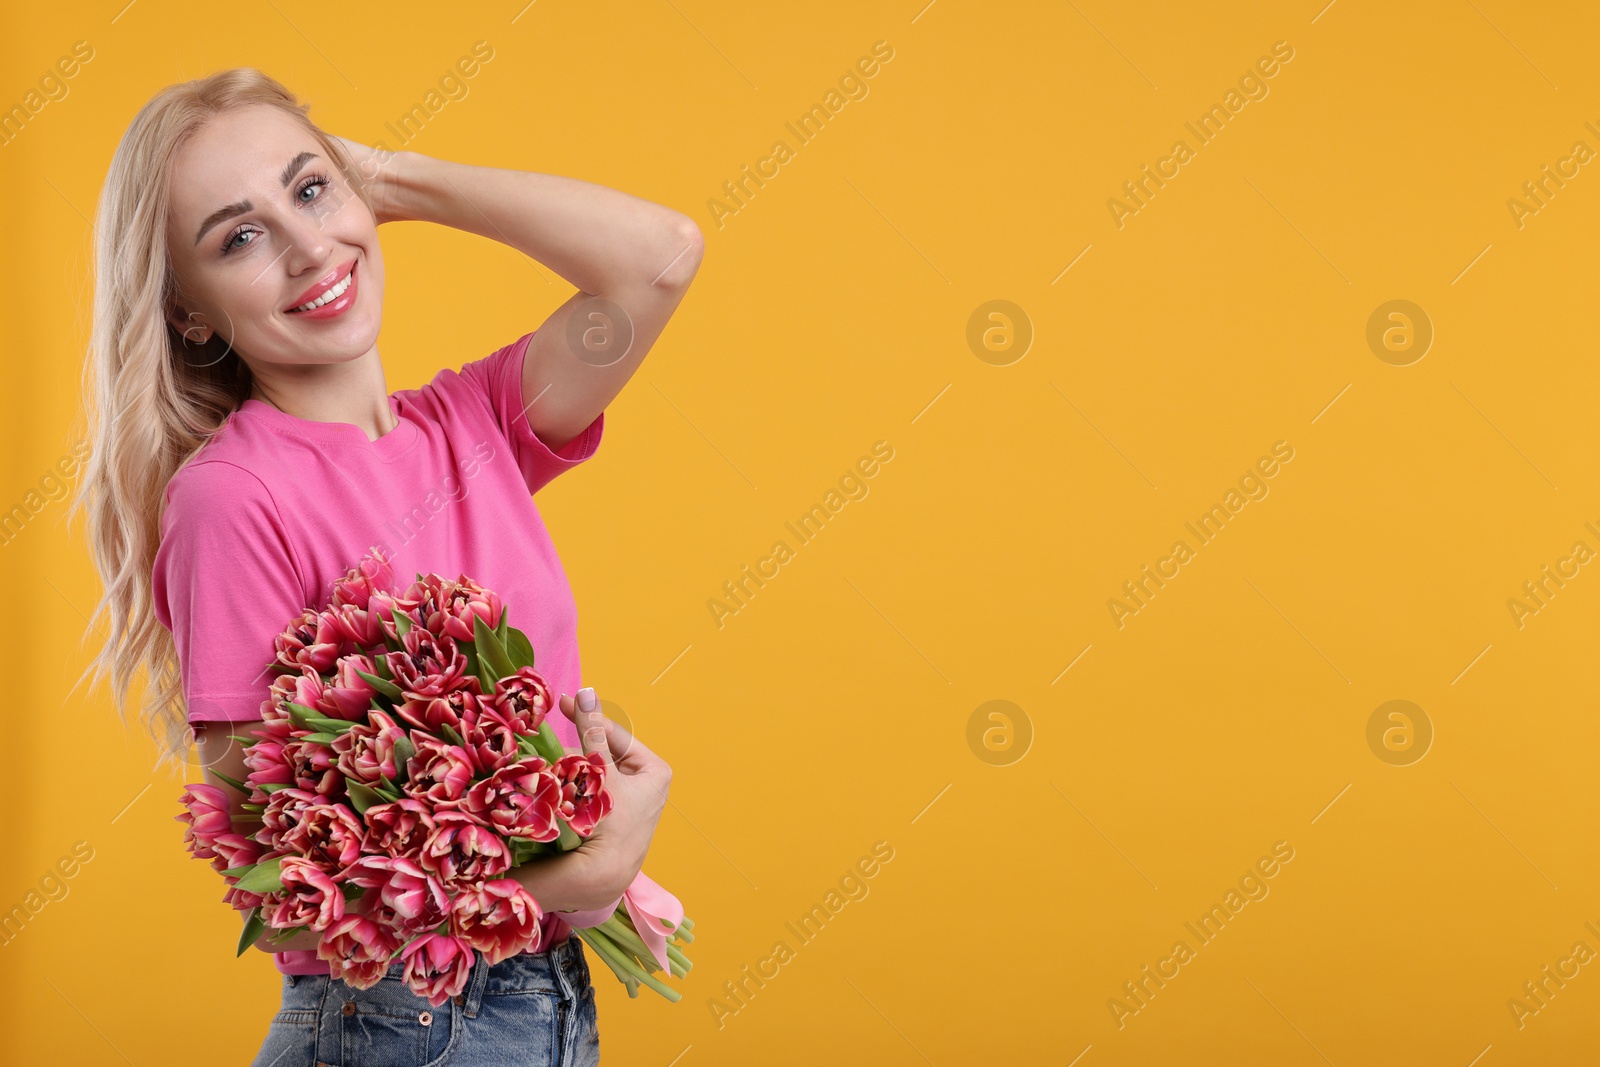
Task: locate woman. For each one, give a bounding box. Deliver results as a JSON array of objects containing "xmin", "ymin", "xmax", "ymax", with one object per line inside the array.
[{"xmin": 71, "ymin": 68, "xmax": 693, "ymax": 1065}]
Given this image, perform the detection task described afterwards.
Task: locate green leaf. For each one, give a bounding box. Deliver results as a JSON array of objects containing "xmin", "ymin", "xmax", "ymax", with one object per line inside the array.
[
  {"xmin": 531, "ymin": 721, "xmax": 566, "ymax": 763},
  {"xmin": 303, "ymin": 714, "xmax": 357, "ymax": 733},
  {"xmin": 505, "ymin": 627, "xmax": 536, "ymax": 670},
  {"xmin": 473, "ymin": 614, "xmax": 515, "ymax": 682},
  {"xmin": 211, "ymin": 769, "xmax": 250, "ymax": 794},
  {"xmin": 374, "ymin": 653, "xmax": 394, "ymax": 682},
  {"xmin": 284, "ymin": 702, "xmax": 319, "ymax": 730},
  {"xmin": 265, "ymin": 923, "xmax": 309, "ymax": 944},
  {"xmin": 341, "ymin": 883, "xmax": 369, "ymax": 902},
  {"xmin": 346, "ymin": 781, "xmax": 385, "ymax": 814},
  {"xmin": 391, "ymin": 735, "xmax": 416, "ymax": 775},
  {"xmin": 227, "ymin": 734, "xmax": 257, "ymax": 745},
  {"xmin": 237, "ymin": 908, "xmax": 266, "ymax": 957},
  {"xmin": 393, "ymin": 610, "xmax": 412, "ymax": 639},
  {"xmin": 233, "ymin": 857, "xmax": 285, "ymax": 894},
  {"xmin": 220, "ymin": 863, "xmax": 257, "ymax": 879},
  {"xmin": 355, "ymin": 669, "xmax": 404, "ymax": 702},
  {"xmin": 439, "ymin": 722, "xmax": 466, "ymax": 748},
  {"xmin": 299, "ymin": 731, "xmax": 340, "ymax": 744}
]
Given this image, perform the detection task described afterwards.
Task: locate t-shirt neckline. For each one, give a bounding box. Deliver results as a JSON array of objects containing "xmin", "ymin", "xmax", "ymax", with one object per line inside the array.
[{"xmin": 239, "ymin": 394, "xmax": 419, "ymax": 456}]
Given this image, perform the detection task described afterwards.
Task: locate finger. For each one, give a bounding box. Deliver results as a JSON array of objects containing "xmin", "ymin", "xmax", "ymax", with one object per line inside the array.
[
  {"xmin": 563, "ymin": 689, "xmax": 618, "ymax": 772},
  {"xmin": 560, "ymin": 690, "xmax": 661, "ymax": 771},
  {"xmin": 554, "ymin": 695, "xmax": 581, "ymax": 756}
]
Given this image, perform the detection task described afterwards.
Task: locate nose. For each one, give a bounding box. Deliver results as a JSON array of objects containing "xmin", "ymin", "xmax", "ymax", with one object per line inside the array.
[{"xmin": 280, "ymin": 209, "xmax": 334, "ymax": 279}]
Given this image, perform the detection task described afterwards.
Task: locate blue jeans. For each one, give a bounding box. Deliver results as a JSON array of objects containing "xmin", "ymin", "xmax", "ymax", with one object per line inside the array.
[{"xmin": 250, "ymin": 934, "xmax": 600, "ymax": 1067}]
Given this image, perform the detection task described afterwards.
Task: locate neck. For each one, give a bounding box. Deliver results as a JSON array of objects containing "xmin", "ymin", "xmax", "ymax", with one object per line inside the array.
[{"xmin": 247, "ymin": 348, "xmax": 396, "ymax": 440}]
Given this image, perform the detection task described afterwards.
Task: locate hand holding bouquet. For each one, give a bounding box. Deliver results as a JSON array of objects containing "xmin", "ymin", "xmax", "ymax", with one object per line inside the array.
[{"xmin": 175, "ymin": 549, "xmax": 694, "ymax": 1006}]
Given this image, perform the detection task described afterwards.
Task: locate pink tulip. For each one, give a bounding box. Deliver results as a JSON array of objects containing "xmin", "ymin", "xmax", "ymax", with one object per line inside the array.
[
  {"xmin": 327, "ymin": 602, "xmax": 386, "ymax": 649},
  {"xmin": 401, "ymin": 573, "xmax": 453, "ymax": 637},
  {"xmin": 362, "ymin": 798, "xmax": 437, "ymax": 859},
  {"xmin": 317, "ymin": 912, "xmax": 402, "ymax": 991},
  {"xmin": 396, "ymin": 687, "xmax": 476, "ymax": 734},
  {"xmin": 401, "ymin": 932, "xmax": 476, "ymax": 1008},
  {"xmin": 318, "ymin": 653, "xmax": 380, "ymax": 720},
  {"xmin": 331, "ymin": 548, "xmax": 396, "ymax": 611},
  {"xmin": 413, "ymin": 573, "xmax": 504, "ymax": 643},
  {"xmin": 553, "ymin": 753, "xmax": 614, "ymax": 837},
  {"xmin": 273, "ymin": 607, "xmax": 348, "ymax": 674},
  {"xmin": 405, "ymin": 735, "xmax": 476, "ymax": 804},
  {"xmin": 384, "ymin": 626, "xmax": 471, "ymax": 700},
  {"xmin": 265, "ymin": 856, "xmax": 345, "ymax": 933},
  {"xmin": 208, "ymin": 832, "xmax": 262, "ymax": 876},
  {"xmin": 175, "ymin": 783, "xmax": 233, "ymax": 860},
  {"xmin": 280, "ymin": 799, "xmax": 366, "ymax": 876},
  {"xmin": 261, "ymin": 665, "xmax": 327, "ymax": 726},
  {"xmin": 463, "ymin": 758, "xmax": 562, "ymax": 842},
  {"xmin": 419, "ymin": 809, "xmax": 512, "ymax": 885},
  {"xmin": 459, "ymin": 704, "xmax": 519, "ymax": 775},
  {"xmin": 281, "ymin": 737, "xmax": 343, "ymax": 798},
  {"xmin": 369, "ymin": 591, "xmax": 425, "ymax": 643},
  {"xmin": 243, "ymin": 722, "xmax": 296, "ymax": 794},
  {"xmin": 489, "ymin": 667, "xmax": 555, "ymax": 736},
  {"xmin": 223, "ymin": 882, "xmax": 268, "ymax": 913},
  {"xmin": 260, "ymin": 787, "xmax": 321, "ymax": 851},
  {"xmin": 346, "ymin": 855, "xmax": 449, "ymax": 935},
  {"xmin": 332, "ymin": 709, "xmax": 408, "ymax": 784},
  {"xmin": 451, "ymin": 878, "xmax": 543, "ymax": 965}
]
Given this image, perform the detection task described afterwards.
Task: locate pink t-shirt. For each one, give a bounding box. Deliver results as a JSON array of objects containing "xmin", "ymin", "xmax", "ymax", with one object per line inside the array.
[{"xmin": 152, "ymin": 330, "xmax": 620, "ymax": 976}]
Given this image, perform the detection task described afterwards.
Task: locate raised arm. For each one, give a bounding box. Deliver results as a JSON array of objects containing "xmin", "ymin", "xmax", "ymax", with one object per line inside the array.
[{"xmin": 346, "ymin": 141, "xmax": 703, "ymax": 453}]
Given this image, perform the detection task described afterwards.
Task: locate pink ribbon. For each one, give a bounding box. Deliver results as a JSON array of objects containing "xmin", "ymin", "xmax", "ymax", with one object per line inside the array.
[{"xmin": 559, "ymin": 869, "xmax": 683, "ymax": 973}]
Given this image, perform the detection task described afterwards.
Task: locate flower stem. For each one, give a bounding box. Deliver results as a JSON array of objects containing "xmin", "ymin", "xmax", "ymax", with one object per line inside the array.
[
  {"xmin": 578, "ymin": 926, "xmax": 681, "ymax": 1002},
  {"xmin": 598, "ymin": 915, "xmax": 688, "ymax": 979}
]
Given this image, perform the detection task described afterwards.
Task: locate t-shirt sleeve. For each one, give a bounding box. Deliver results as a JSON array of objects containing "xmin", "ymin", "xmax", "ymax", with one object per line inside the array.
[
  {"xmin": 457, "ymin": 330, "xmax": 605, "ymax": 496},
  {"xmin": 151, "ymin": 461, "xmax": 311, "ymax": 725}
]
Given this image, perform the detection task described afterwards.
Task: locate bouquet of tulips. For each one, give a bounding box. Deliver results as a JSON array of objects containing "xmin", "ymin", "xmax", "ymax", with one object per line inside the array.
[{"xmin": 175, "ymin": 548, "xmax": 694, "ymax": 1006}]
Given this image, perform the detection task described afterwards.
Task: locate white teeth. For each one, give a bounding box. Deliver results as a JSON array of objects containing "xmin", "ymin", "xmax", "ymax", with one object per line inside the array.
[{"xmin": 290, "ymin": 266, "xmax": 354, "ymax": 312}]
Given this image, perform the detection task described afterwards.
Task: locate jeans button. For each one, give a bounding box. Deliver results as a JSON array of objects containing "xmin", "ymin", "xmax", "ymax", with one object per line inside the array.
[
  {"xmin": 341, "ymin": 1000, "xmax": 356, "ymax": 1016},
  {"xmin": 419, "ymin": 1010, "xmax": 433, "ymax": 1026},
  {"xmin": 454, "ymin": 994, "xmax": 464, "ymax": 1005}
]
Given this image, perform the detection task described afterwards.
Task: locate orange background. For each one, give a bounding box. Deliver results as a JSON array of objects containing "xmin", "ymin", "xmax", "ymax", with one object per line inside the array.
[{"xmin": 3, "ymin": 1, "xmax": 1599, "ymax": 1063}]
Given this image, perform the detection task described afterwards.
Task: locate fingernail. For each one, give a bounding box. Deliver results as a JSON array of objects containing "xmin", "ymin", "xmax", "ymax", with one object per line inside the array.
[{"xmin": 577, "ymin": 687, "xmax": 596, "ymax": 713}]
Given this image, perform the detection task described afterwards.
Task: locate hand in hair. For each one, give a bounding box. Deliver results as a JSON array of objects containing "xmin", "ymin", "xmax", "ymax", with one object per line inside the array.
[{"xmin": 332, "ymin": 135, "xmax": 410, "ymax": 226}]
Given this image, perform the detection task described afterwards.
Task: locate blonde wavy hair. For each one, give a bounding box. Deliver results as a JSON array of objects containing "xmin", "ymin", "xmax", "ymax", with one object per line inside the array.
[{"xmin": 68, "ymin": 68, "xmax": 375, "ymax": 771}]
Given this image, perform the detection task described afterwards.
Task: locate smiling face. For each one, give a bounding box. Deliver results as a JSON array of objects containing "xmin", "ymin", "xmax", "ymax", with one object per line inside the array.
[{"xmin": 164, "ymin": 103, "xmax": 383, "ymax": 373}]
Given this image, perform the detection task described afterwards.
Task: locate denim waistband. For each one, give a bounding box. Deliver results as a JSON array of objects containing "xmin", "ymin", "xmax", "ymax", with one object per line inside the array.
[
  {"xmin": 290, "ymin": 933, "xmax": 590, "ymax": 1018},
  {"xmin": 458, "ymin": 933, "xmax": 590, "ymax": 1017}
]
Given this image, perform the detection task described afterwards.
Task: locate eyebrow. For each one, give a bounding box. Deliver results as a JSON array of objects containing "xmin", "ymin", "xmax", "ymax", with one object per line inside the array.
[{"xmin": 192, "ymin": 151, "xmax": 320, "ymax": 247}]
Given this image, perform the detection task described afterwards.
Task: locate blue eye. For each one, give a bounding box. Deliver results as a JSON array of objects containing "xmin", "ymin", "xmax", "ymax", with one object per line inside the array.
[
  {"xmin": 218, "ymin": 173, "xmax": 335, "ymax": 256},
  {"xmin": 295, "ymin": 173, "xmax": 330, "ymax": 204},
  {"xmin": 220, "ymin": 225, "xmax": 255, "ymax": 254}
]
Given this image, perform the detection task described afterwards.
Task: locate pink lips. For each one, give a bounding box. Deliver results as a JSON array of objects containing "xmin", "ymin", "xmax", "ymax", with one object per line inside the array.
[{"xmin": 285, "ymin": 259, "xmax": 358, "ymax": 320}]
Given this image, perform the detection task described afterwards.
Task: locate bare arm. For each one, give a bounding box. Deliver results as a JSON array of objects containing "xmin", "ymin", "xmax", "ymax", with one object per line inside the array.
[{"xmin": 358, "ymin": 145, "xmax": 703, "ymax": 453}]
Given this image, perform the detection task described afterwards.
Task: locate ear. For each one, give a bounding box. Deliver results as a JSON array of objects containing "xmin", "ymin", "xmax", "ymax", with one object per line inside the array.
[{"xmin": 167, "ymin": 305, "xmax": 211, "ymax": 344}]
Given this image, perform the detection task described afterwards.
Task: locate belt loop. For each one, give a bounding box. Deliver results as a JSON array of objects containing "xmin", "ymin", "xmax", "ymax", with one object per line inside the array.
[{"xmin": 460, "ymin": 949, "xmax": 491, "ymax": 1018}]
